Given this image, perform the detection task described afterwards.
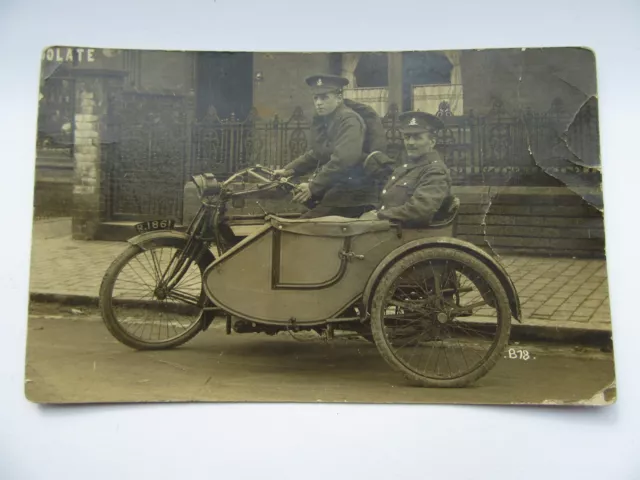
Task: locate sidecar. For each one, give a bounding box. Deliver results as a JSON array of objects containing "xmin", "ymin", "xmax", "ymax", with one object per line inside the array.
[
  {"xmin": 204, "ymin": 209, "xmax": 518, "ymax": 324},
  {"xmin": 201, "ymin": 202, "xmax": 521, "ymax": 387}
]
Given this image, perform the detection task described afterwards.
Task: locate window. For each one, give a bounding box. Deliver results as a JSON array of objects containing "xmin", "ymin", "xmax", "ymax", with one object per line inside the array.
[{"xmin": 353, "ymin": 53, "xmax": 388, "ymax": 88}]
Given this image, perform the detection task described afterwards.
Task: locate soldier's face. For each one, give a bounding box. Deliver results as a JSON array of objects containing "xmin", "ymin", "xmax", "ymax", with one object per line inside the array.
[
  {"xmin": 403, "ymin": 132, "xmax": 435, "ymax": 158},
  {"xmin": 313, "ymin": 93, "xmax": 341, "ymax": 116}
]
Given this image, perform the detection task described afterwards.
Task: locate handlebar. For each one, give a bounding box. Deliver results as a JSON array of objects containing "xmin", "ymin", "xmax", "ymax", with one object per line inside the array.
[{"xmin": 193, "ymin": 165, "xmax": 301, "ymax": 201}]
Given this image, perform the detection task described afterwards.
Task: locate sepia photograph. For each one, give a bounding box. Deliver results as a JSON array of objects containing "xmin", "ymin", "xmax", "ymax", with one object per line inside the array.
[{"xmin": 25, "ymin": 46, "xmax": 616, "ymax": 405}]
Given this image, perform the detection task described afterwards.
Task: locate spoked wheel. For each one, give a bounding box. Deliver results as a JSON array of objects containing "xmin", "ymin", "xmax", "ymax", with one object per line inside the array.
[
  {"xmin": 361, "ymin": 305, "xmax": 418, "ymax": 344},
  {"xmin": 370, "ymin": 248, "xmax": 512, "ymax": 388},
  {"xmin": 99, "ymin": 240, "xmax": 209, "ymax": 350}
]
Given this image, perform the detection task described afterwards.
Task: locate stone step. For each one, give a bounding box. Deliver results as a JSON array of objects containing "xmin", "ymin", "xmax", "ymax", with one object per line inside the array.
[{"xmin": 457, "ymin": 224, "xmax": 606, "ymax": 240}]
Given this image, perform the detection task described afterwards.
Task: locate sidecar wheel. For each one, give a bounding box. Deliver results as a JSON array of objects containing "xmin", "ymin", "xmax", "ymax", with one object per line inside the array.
[
  {"xmin": 99, "ymin": 241, "xmax": 208, "ymax": 351},
  {"xmin": 370, "ymin": 248, "xmax": 511, "ymax": 388}
]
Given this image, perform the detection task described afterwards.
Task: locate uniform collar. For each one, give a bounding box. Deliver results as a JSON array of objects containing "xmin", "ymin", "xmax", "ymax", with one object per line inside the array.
[
  {"xmin": 402, "ymin": 151, "xmax": 441, "ymax": 168},
  {"xmin": 383, "ymin": 151, "xmax": 442, "ymax": 188}
]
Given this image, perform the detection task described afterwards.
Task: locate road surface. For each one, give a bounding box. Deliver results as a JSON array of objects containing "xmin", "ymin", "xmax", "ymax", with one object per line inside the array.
[{"xmin": 24, "ymin": 302, "xmax": 616, "ymax": 405}]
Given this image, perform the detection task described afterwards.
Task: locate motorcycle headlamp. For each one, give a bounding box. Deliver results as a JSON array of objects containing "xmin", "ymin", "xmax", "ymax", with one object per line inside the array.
[{"xmin": 191, "ymin": 173, "xmax": 220, "ymax": 198}]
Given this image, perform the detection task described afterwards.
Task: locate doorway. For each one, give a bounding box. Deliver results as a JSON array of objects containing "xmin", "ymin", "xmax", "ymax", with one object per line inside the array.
[{"xmin": 196, "ymin": 52, "xmax": 254, "ymax": 120}]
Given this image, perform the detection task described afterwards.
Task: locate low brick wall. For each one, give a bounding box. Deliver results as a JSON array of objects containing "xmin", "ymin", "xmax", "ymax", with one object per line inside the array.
[
  {"xmin": 453, "ymin": 187, "xmax": 605, "ymax": 258},
  {"xmin": 33, "ymin": 152, "xmax": 74, "ymax": 220},
  {"xmin": 33, "ymin": 180, "xmax": 73, "ymax": 219}
]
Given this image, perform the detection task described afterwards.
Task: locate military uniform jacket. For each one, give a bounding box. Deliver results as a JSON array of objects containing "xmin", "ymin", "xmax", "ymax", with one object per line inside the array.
[
  {"xmin": 284, "ymin": 104, "xmax": 380, "ymax": 207},
  {"xmin": 376, "ymin": 151, "xmax": 452, "ymax": 226}
]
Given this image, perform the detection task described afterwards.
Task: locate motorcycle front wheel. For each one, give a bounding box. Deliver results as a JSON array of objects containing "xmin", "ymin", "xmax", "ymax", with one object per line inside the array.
[{"xmin": 99, "ymin": 237, "xmax": 211, "ymax": 350}]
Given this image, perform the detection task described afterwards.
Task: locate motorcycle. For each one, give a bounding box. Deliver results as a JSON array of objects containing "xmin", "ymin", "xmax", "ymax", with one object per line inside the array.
[{"xmin": 98, "ymin": 166, "xmax": 521, "ymax": 388}]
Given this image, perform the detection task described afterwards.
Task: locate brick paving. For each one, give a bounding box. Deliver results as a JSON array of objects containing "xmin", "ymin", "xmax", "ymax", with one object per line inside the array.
[
  {"xmin": 498, "ymin": 256, "xmax": 610, "ymax": 330},
  {"xmin": 28, "ymin": 219, "xmax": 612, "ymax": 332},
  {"xmin": 29, "ymin": 221, "xmax": 125, "ymax": 299}
]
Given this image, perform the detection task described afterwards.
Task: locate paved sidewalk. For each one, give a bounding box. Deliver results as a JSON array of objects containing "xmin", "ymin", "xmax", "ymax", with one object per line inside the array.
[{"xmin": 28, "ymin": 219, "xmax": 612, "ymax": 333}]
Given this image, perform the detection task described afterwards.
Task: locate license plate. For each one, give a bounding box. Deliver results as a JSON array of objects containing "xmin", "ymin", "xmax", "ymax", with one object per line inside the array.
[{"xmin": 134, "ymin": 219, "xmax": 175, "ymax": 234}]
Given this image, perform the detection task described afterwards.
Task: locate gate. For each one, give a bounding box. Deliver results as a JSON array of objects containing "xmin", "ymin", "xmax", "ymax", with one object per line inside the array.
[
  {"xmin": 191, "ymin": 106, "xmax": 311, "ymax": 177},
  {"xmin": 106, "ymin": 91, "xmax": 313, "ymax": 223},
  {"xmin": 108, "ymin": 92, "xmax": 190, "ymax": 221}
]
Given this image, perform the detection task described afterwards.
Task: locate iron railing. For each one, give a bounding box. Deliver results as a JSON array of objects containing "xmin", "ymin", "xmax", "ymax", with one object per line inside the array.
[{"xmin": 107, "ymin": 95, "xmax": 602, "ymax": 219}]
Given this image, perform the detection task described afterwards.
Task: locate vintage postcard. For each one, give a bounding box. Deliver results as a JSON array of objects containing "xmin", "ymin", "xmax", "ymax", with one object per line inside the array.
[{"xmin": 25, "ymin": 46, "xmax": 616, "ymax": 405}]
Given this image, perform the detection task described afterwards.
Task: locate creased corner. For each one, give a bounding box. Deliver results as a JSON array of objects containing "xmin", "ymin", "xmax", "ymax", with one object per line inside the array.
[
  {"xmin": 541, "ymin": 380, "xmax": 617, "ymax": 406},
  {"xmin": 577, "ymin": 380, "xmax": 617, "ymax": 406},
  {"xmin": 551, "ymin": 71, "xmax": 593, "ymax": 99},
  {"xmin": 42, "ymin": 63, "xmax": 63, "ymax": 82}
]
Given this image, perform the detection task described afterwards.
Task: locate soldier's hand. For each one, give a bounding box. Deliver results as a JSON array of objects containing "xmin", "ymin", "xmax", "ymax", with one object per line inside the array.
[
  {"xmin": 273, "ymin": 168, "xmax": 294, "ymax": 178},
  {"xmin": 292, "ymin": 182, "xmax": 312, "ymax": 203},
  {"xmin": 359, "ymin": 210, "xmax": 379, "ymax": 220}
]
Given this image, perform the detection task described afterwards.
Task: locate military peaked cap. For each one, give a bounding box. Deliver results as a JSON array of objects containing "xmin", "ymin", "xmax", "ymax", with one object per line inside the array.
[
  {"xmin": 398, "ymin": 111, "xmax": 444, "ymax": 133},
  {"xmin": 305, "ymin": 74, "xmax": 350, "ymax": 94}
]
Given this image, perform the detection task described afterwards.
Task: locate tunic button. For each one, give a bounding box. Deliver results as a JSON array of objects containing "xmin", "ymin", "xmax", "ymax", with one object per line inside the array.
[
  {"xmin": 403, "ymin": 182, "xmax": 407, "ymax": 185},
  {"xmin": 381, "ymin": 206, "xmax": 385, "ymax": 210},
  {"xmin": 382, "ymin": 189, "xmax": 386, "ymax": 194},
  {"xmin": 403, "ymin": 164, "xmax": 407, "ymax": 167},
  {"xmin": 391, "ymin": 176, "xmax": 396, "ymax": 180}
]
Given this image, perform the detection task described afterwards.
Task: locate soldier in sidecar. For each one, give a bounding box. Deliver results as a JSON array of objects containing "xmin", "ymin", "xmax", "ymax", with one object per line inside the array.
[{"xmin": 358, "ymin": 110, "xmax": 452, "ymax": 228}]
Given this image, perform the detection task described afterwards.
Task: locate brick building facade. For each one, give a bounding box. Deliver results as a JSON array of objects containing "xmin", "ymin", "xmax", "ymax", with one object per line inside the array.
[{"xmin": 34, "ymin": 47, "xmax": 604, "ymax": 257}]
